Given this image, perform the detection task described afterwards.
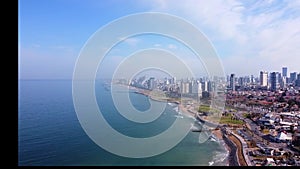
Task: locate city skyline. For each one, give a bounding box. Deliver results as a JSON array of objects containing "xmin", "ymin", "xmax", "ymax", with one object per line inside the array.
[
  {"xmin": 115, "ymin": 65, "xmax": 299, "ymax": 80},
  {"xmin": 19, "ymin": 0, "xmax": 300, "ymax": 79},
  {"xmin": 118, "ymin": 65, "xmax": 300, "ymax": 99}
]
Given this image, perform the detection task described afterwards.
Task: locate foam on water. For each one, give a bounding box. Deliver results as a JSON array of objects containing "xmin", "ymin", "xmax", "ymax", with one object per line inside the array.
[{"xmin": 209, "ymin": 149, "xmax": 229, "ymax": 166}]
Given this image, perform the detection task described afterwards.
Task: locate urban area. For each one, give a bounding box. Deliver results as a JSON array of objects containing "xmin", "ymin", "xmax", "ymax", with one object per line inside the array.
[{"xmin": 116, "ymin": 67, "xmax": 300, "ymax": 166}]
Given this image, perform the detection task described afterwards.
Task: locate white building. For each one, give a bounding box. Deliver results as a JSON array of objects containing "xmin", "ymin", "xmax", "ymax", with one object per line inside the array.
[
  {"xmin": 180, "ymin": 81, "xmax": 189, "ymax": 94},
  {"xmin": 260, "ymin": 71, "xmax": 268, "ymax": 87},
  {"xmin": 276, "ymin": 132, "xmax": 292, "ymax": 142},
  {"xmin": 191, "ymin": 82, "xmax": 201, "ymax": 93}
]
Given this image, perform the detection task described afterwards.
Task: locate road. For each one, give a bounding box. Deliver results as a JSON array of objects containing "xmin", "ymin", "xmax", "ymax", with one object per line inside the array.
[{"xmin": 232, "ymin": 111, "xmax": 291, "ymax": 153}]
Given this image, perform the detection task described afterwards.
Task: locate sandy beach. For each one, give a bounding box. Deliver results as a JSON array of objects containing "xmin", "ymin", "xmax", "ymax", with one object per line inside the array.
[
  {"xmin": 178, "ymin": 104, "xmax": 196, "ymax": 117},
  {"xmin": 211, "ymin": 129, "xmax": 223, "ymax": 139}
]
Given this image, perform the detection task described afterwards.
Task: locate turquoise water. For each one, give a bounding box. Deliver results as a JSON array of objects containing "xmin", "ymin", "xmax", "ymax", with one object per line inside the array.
[{"xmin": 18, "ymin": 80, "xmax": 228, "ymax": 166}]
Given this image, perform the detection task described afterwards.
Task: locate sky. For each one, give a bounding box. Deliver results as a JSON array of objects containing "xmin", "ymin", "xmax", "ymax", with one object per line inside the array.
[{"xmin": 19, "ymin": 0, "xmax": 300, "ymax": 79}]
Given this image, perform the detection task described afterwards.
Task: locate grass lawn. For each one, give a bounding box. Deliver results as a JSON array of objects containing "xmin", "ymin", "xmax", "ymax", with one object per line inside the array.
[
  {"xmin": 219, "ymin": 115, "xmax": 244, "ymax": 125},
  {"xmin": 198, "ymin": 105, "xmax": 221, "ymax": 114}
]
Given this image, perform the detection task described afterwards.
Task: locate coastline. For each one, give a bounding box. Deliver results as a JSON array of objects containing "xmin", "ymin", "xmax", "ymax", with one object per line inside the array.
[
  {"xmin": 222, "ymin": 131, "xmax": 240, "ymax": 166},
  {"xmin": 178, "ymin": 104, "xmax": 196, "ymax": 117},
  {"xmin": 122, "ymin": 84, "xmax": 236, "ymax": 166}
]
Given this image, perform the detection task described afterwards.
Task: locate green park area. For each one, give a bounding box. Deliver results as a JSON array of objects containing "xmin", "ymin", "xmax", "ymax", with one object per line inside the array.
[
  {"xmin": 219, "ymin": 115, "xmax": 244, "ymax": 125},
  {"xmin": 198, "ymin": 105, "xmax": 244, "ymax": 125},
  {"xmin": 198, "ymin": 105, "xmax": 221, "ymax": 114}
]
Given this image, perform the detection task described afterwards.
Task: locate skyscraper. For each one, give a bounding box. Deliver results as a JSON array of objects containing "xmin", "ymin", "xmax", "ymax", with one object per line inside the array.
[
  {"xmin": 260, "ymin": 71, "xmax": 268, "ymax": 87},
  {"xmin": 188, "ymin": 80, "xmax": 193, "ymax": 94},
  {"xmin": 192, "ymin": 81, "xmax": 202, "ymax": 94},
  {"xmin": 296, "ymin": 73, "xmax": 300, "ymax": 87},
  {"xmin": 270, "ymin": 72, "xmax": 280, "ymax": 91},
  {"xmin": 282, "ymin": 67, "xmax": 287, "ymax": 77},
  {"xmin": 281, "ymin": 67, "xmax": 287, "ymax": 88},
  {"xmin": 230, "ymin": 74, "xmax": 235, "ymax": 91},
  {"xmin": 278, "ymin": 73, "xmax": 283, "ymax": 88},
  {"xmin": 238, "ymin": 77, "xmax": 244, "ymax": 86},
  {"xmin": 202, "ymin": 81, "xmax": 208, "ymax": 92},
  {"xmin": 170, "ymin": 77, "xmax": 176, "ymax": 85},
  {"xmin": 207, "ymin": 81, "xmax": 213, "ymax": 92},
  {"xmin": 180, "ymin": 81, "xmax": 189, "ymax": 94},
  {"xmin": 290, "ymin": 72, "xmax": 297, "ymax": 84},
  {"xmin": 250, "ymin": 75, "xmax": 255, "ymax": 84},
  {"xmin": 148, "ymin": 77, "xmax": 155, "ymax": 90},
  {"xmin": 270, "ymin": 72, "xmax": 277, "ymax": 91}
]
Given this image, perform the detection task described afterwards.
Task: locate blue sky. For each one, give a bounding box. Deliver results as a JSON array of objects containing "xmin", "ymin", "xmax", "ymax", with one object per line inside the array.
[{"xmin": 19, "ymin": 0, "xmax": 300, "ymax": 79}]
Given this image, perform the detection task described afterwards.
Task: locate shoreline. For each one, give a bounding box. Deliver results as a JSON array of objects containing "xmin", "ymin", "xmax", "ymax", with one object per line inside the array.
[
  {"xmin": 121, "ymin": 84, "xmax": 237, "ymax": 166},
  {"xmin": 222, "ymin": 132, "xmax": 240, "ymax": 166}
]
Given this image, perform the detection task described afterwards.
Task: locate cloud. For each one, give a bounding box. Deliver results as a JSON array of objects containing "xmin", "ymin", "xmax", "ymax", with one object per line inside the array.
[{"xmin": 145, "ymin": 0, "xmax": 300, "ymax": 76}]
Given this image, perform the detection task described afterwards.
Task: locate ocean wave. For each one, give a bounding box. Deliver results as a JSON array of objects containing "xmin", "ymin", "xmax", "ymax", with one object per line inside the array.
[
  {"xmin": 174, "ymin": 115, "xmax": 184, "ymax": 118},
  {"xmin": 173, "ymin": 107, "xmax": 179, "ymax": 112},
  {"xmin": 209, "ymin": 149, "xmax": 229, "ymax": 166}
]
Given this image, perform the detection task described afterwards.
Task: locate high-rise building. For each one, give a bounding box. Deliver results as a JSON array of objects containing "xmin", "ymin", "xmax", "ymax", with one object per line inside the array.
[
  {"xmin": 148, "ymin": 77, "xmax": 155, "ymax": 90},
  {"xmin": 250, "ymin": 75, "xmax": 255, "ymax": 84},
  {"xmin": 207, "ymin": 81, "xmax": 213, "ymax": 92},
  {"xmin": 226, "ymin": 75, "xmax": 230, "ymax": 85},
  {"xmin": 238, "ymin": 77, "xmax": 244, "ymax": 86},
  {"xmin": 270, "ymin": 72, "xmax": 276, "ymax": 91},
  {"xmin": 202, "ymin": 81, "xmax": 209, "ymax": 92},
  {"xmin": 230, "ymin": 74, "xmax": 235, "ymax": 91},
  {"xmin": 244, "ymin": 76, "xmax": 250, "ymax": 85},
  {"xmin": 260, "ymin": 71, "xmax": 268, "ymax": 87},
  {"xmin": 180, "ymin": 81, "xmax": 189, "ymax": 94},
  {"xmin": 188, "ymin": 80, "xmax": 194, "ymax": 94},
  {"xmin": 192, "ymin": 81, "xmax": 202, "ymax": 94},
  {"xmin": 296, "ymin": 73, "xmax": 300, "ymax": 87},
  {"xmin": 170, "ymin": 77, "xmax": 176, "ymax": 85},
  {"xmin": 270, "ymin": 72, "xmax": 280, "ymax": 91},
  {"xmin": 164, "ymin": 78, "xmax": 169, "ymax": 85},
  {"xmin": 290, "ymin": 72, "xmax": 297, "ymax": 84},
  {"xmin": 278, "ymin": 73, "xmax": 283, "ymax": 88},
  {"xmin": 282, "ymin": 67, "xmax": 287, "ymax": 77},
  {"xmin": 282, "ymin": 76, "xmax": 287, "ymax": 88}
]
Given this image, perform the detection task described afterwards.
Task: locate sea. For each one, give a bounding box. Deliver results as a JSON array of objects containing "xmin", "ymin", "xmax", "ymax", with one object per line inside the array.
[{"xmin": 18, "ymin": 80, "xmax": 228, "ymax": 166}]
